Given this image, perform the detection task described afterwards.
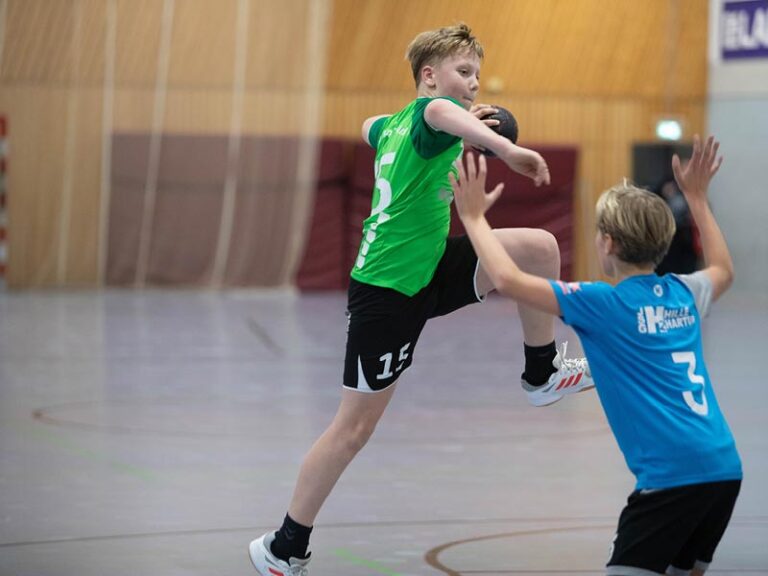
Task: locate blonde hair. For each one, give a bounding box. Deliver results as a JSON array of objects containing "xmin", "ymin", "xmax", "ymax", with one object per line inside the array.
[
  {"xmin": 405, "ymin": 23, "xmax": 484, "ymax": 88},
  {"xmin": 596, "ymin": 184, "xmax": 676, "ymax": 266}
]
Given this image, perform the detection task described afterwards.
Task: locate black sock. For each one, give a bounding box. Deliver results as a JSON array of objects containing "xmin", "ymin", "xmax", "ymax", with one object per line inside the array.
[
  {"xmin": 522, "ymin": 341, "xmax": 557, "ymax": 386},
  {"xmin": 271, "ymin": 513, "xmax": 313, "ymax": 561}
]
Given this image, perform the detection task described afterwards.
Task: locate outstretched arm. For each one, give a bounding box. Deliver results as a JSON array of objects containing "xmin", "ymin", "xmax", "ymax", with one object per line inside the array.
[
  {"xmin": 672, "ymin": 135, "xmax": 733, "ymax": 301},
  {"xmin": 450, "ymin": 152, "xmax": 561, "ymax": 315},
  {"xmin": 424, "ymin": 98, "xmax": 550, "ymax": 187}
]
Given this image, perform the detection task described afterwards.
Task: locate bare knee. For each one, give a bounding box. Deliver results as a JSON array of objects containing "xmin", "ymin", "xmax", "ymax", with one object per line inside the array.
[
  {"xmin": 324, "ymin": 386, "xmax": 395, "ymax": 458},
  {"xmin": 333, "ymin": 416, "xmax": 378, "ymax": 456},
  {"xmin": 528, "ymin": 229, "xmax": 559, "ymax": 270},
  {"xmin": 497, "ymin": 228, "xmax": 560, "ymax": 277}
]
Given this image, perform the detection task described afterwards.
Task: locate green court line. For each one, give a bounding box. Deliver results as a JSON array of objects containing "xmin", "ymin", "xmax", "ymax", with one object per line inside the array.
[
  {"xmin": 332, "ymin": 548, "xmax": 404, "ymax": 576},
  {"xmin": 28, "ymin": 425, "xmax": 158, "ymax": 483}
]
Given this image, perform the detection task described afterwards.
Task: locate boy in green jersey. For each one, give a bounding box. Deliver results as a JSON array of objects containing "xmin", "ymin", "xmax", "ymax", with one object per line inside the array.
[{"xmin": 249, "ymin": 23, "xmax": 593, "ymax": 575}]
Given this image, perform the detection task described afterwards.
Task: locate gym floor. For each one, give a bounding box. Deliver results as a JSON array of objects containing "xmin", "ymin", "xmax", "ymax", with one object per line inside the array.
[{"xmin": 1, "ymin": 288, "xmax": 766, "ymax": 575}]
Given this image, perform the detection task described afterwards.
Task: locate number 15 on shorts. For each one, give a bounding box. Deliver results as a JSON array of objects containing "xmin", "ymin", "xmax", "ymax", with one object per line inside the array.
[{"xmin": 377, "ymin": 343, "xmax": 411, "ymax": 380}]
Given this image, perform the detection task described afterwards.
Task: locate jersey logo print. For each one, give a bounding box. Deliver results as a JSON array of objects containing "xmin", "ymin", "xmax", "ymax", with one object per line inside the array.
[
  {"xmin": 555, "ymin": 281, "xmax": 582, "ymax": 294},
  {"xmin": 637, "ymin": 305, "xmax": 696, "ymax": 334}
]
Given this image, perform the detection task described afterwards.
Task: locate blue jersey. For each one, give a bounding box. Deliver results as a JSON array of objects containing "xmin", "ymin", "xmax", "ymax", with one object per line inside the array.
[{"xmin": 550, "ymin": 272, "xmax": 742, "ymax": 489}]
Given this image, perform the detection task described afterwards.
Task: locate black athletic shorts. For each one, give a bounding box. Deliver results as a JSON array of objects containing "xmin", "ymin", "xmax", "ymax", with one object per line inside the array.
[
  {"xmin": 343, "ymin": 236, "xmax": 482, "ymax": 392},
  {"xmin": 606, "ymin": 479, "xmax": 741, "ymax": 575}
]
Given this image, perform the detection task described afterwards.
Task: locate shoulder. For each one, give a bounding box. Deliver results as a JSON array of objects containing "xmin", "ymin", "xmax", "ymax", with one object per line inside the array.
[
  {"xmin": 551, "ymin": 280, "xmax": 611, "ymax": 297},
  {"xmin": 670, "ymin": 270, "xmax": 710, "ymax": 292},
  {"xmin": 362, "ymin": 100, "xmax": 424, "ymax": 147},
  {"xmin": 549, "ymin": 280, "xmax": 612, "ymax": 328},
  {"xmin": 420, "ymin": 96, "xmax": 464, "ymax": 126},
  {"xmin": 670, "ymin": 271, "xmax": 714, "ymax": 317},
  {"xmin": 419, "ymin": 96, "xmax": 463, "ymax": 110},
  {"xmin": 550, "ymin": 279, "xmax": 612, "ymax": 310},
  {"xmin": 362, "ymin": 115, "xmax": 391, "ymax": 147},
  {"xmin": 410, "ymin": 98, "xmax": 463, "ymax": 158}
]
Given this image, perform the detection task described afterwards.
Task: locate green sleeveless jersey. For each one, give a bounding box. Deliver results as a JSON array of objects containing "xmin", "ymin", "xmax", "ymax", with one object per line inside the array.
[{"xmin": 351, "ymin": 97, "xmax": 464, "ymax": 296}]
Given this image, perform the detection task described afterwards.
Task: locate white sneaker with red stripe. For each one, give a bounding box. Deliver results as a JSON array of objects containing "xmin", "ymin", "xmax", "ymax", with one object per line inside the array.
[
  {"xmin": 249, "ymin": 531, "xmax": 310, "ymax": 576},
  {"xmin": 521, "ymin": 342, "xmax": 594, "ymax": 407}
]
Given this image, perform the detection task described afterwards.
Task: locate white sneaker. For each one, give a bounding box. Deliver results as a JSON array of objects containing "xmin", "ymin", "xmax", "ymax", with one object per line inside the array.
[
  {"xmin": 521, "ymin": 342, "xmax": 594, "ymax": 407},
  {"xmin": 249, "ymin": 531, "xmax": 311, "ymax": 576}
]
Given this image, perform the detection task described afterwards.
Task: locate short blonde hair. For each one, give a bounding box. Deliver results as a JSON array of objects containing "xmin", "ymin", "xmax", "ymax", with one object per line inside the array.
[
  {"xmin": 405, "ymin": 23, "xmax": 484, "ymax": 88},
  {"xmin": 596, "ymin": 184, "xmax": 676, "ymax": 266}
]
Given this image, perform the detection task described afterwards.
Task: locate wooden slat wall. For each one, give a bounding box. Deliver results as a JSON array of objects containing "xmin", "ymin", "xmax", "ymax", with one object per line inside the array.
[
  {"xmin": 0, "ymin": 0, "xmax": 707, "ymax": 287},
  {"xmin": 0, "ymin": 0, "xmax": 324, "ymax": 287},
  {"xmin": 326, "ymin": 0, "xmax": 706, "ymax": 98}
]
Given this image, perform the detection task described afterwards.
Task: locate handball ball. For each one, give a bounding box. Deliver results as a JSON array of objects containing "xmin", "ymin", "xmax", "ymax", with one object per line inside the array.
[{"xmin": 483, "ymin": 105, "xmax": 518, "ymax": 157}]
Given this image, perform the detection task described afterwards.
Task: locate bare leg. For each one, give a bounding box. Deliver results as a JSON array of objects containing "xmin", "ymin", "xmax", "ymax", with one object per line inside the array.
[
  {"xmin": 287, "ymin": 384, "xmax": 397, "ymax": 526},
  {"xmin": 664, "ymin": 568, "xmax": 696, "ymax": 576},
  {"xmin": 475, "ymin": 228, "xmax": 560, "ymax": 345}
]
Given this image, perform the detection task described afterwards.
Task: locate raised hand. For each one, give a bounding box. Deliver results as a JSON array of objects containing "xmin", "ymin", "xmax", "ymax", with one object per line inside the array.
[
  {"xmin": 450, "ymin": 152, "xmax": 504, "ymax": 222},
  {"xmin": 672, "ymin": 134, "xmax": 732, "ymax": 299},
  {"xmin": 672, "ymin": 134, "xmax": 723, "ymax": 201}
]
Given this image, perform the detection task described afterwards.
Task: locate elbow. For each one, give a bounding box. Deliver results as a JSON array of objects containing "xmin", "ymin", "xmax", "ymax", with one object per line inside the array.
[
  {"xmin": 361, "ymin": 119, "xmax": 374, "ymax": 145},
  {"xmin": 711, "ymin": 263, "xmax": 735, "ymax": 297},
  {"xmin": 719, "ymin": 254, "xmax": 735, "ymax": 291},
  {"xmin": 723, "ymin": 266, "xmax": 735, "ymax": 291}
]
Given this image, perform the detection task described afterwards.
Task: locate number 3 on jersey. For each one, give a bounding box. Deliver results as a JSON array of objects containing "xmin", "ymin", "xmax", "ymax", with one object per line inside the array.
[
  {"xmin": 672, "ymin": 351, "xmax": 709, "ymax": 416},
  {"xmin": 356, "ymin": 152, "xmax": 395, "ymax": 269}
]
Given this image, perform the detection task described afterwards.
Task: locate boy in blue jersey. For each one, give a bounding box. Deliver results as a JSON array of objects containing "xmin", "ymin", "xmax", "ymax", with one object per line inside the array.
[{"xmin": 451, "ymin": 136, "xmax": 741, "ymax": 576}]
